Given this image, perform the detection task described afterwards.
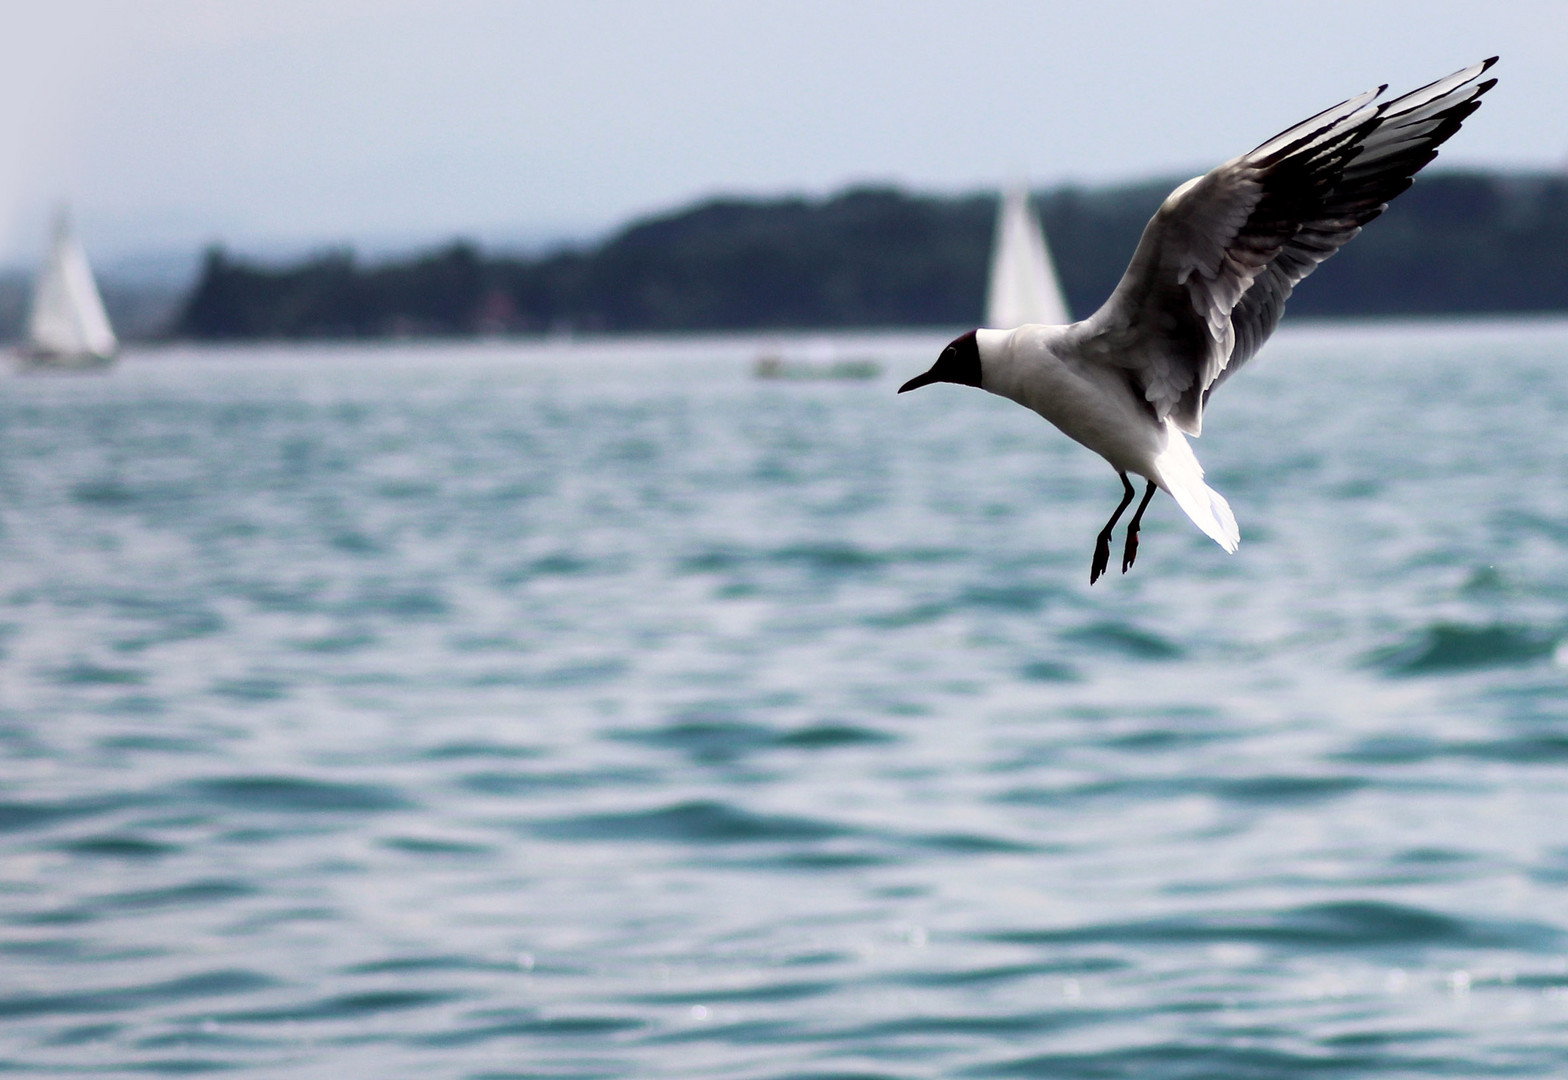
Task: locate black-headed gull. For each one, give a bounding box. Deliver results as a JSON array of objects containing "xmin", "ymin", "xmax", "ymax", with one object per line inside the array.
[{"xmin": 900, "ymin": 59, "xmax": 1498, "ymax": 583}]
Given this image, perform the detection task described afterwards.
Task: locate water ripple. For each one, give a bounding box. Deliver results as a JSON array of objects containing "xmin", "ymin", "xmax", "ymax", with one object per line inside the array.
[
  {"xmin": 180, "ymin": 777, "xmax": 413, "ymax": 814},
  {"xmin": 987, "ymin": 900, "xmax": 1556, "ymax": 951},
  {"xmin": 532, "ymin": 800, "xmax": 848, "ymax": 844}
]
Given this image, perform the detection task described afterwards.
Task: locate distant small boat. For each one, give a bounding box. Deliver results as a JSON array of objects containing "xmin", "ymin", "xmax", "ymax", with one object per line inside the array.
[
  {"xmin": 18, "ymin": 213, "xmax": 118, "ymax": 371},
  {"xmin": 753, "ymin": 345, "xmax": 880, "ymax": 381},
  {"xmin": 985, "ymin": 185, "xmax": 1070, "ymax": 328}
]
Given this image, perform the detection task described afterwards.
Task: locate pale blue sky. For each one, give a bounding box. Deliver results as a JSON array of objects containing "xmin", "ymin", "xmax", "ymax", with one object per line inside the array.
[{"xmin": 3, "ymin": 0, "xmax": 1564, "ymax": 267}]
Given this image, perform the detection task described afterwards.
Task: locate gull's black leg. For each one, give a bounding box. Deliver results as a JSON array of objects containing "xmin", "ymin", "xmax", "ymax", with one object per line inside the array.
[
  {"xmin": 1121, "ymin": 480, "xmax": 1158, "ymax": 574},
  {"xmin": 1090, "ymin": 472, "xmax": 1137, "ymax": 585}
]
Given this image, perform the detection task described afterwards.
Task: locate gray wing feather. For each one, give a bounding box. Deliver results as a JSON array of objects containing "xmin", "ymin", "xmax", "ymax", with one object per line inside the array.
[{"xmin": 1090, "ymin": 58, "xmax": 1497, "ymax": 435}]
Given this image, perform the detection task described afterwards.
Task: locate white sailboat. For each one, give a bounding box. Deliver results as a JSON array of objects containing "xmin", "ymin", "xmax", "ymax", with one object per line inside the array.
[
  {"xmin": 19, "ymin": 213, "xmax": 118, "ymax": 371},
  {"xmin": 984, "ymin": 185, "xmax": 1070, "ymax": 328}
]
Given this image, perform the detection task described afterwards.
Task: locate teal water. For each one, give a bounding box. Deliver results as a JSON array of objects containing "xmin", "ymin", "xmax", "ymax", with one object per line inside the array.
[{"xmin": 2, "ymin": 322, "xmax": 1568, "ymax": 1078}]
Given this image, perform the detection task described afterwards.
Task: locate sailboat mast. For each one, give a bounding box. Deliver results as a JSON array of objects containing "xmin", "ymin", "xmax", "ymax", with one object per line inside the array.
[
  {"xmin": 19, "ymin": 210, "xmax": 118, "ymax": 370},
  {"xmin": 984, "ymin": 185, "xmax": 1071, "ymax": 328}
]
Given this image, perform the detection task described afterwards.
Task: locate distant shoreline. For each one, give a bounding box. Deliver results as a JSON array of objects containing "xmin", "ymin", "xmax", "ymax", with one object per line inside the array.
[{"xmin": 7, "ymin": 171, "xmax": 1566, "ymax": 344}]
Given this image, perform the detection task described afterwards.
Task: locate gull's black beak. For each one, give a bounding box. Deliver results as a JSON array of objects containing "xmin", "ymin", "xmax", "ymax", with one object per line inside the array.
[{"xmin": 897, "ymin": 331, "xmax": 983, "ymax": 394}]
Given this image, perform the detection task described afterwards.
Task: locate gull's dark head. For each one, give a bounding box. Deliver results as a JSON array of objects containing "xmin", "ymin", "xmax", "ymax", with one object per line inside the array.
[{"xmin": 898, "ymin": 330, "xmax": 982, "ymax": 394}]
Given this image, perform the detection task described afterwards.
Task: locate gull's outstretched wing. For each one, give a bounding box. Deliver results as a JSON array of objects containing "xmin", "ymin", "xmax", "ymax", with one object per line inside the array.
[{"xmin": 1086, "ymin": 58, "xmax": 1497, "ymax": 436}]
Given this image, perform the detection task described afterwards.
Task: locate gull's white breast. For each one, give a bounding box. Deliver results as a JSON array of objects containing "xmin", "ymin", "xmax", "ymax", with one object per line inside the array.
[{"xmin": 976, "ymin": 326, "xmax": 1167, "ymax": 480}]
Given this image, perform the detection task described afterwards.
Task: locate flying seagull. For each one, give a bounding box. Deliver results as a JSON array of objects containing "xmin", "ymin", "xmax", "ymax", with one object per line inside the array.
[{"xmin": 899, "ymin": 58, "xmax": 1497, "ymax": 583}]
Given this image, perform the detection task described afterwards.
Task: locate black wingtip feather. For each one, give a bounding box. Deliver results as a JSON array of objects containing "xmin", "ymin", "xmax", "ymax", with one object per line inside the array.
[{"xmin": 1142, "ymin": 60, "xmax": 1501, "ymax": 415}]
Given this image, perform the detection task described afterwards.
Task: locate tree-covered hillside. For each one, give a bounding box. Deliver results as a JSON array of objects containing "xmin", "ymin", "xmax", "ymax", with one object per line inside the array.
[{"xmin": 175, "ymin": 172, "xmax": 1568, "ymax": 339}]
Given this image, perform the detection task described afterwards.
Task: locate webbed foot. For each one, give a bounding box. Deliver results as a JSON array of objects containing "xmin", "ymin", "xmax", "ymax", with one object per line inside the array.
[
  {"xmin": 1090, "ymin": 531, "xmax": 1114, "ymax": 585},
  {"xmin": 1122, "ymin": 528, "xmax": 1139, "ymax": 574}
]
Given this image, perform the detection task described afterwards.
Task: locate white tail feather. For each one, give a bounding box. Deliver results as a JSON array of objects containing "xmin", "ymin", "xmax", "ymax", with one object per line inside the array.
[{"xmin": 1153, "ymin": 422, "xmax": 1240, "ymax": 552}]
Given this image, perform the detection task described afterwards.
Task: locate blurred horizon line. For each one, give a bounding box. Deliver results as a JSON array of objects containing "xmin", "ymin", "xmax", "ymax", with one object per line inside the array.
[{"xmin": 6, "ymin": 159, "xmax": 1565, "ymax": 286}]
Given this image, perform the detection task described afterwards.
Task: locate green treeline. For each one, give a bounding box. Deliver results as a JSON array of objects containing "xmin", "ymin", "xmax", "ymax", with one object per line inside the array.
[{"xmin": 175, "ymin": 172, "xmax": 1568, "ymax": 339}]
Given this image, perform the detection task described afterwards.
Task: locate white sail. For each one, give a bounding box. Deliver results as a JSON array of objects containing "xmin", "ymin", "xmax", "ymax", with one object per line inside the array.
[
  {"xmin": 24, "ymin": 213, "xmax": 117, "ymax": 367},
  {"xmin": 984, "ymin": 185, "xmax": 1070, "ymax": 328}
]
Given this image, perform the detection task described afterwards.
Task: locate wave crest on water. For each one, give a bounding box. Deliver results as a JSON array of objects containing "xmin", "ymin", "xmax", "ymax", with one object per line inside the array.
[
  {"xmin": 1371, "ymin": 622, "xmax": 1559, "ymax": 675},
  {"xmin": 988, "ymin": 900, "xmax": 1554, "ymax": 951}
]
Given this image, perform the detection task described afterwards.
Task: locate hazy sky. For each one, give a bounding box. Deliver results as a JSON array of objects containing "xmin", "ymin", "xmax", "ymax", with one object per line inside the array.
[{"xmin": 3, "ymin": 0, "xmax": 1565, "ymax": 266}]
